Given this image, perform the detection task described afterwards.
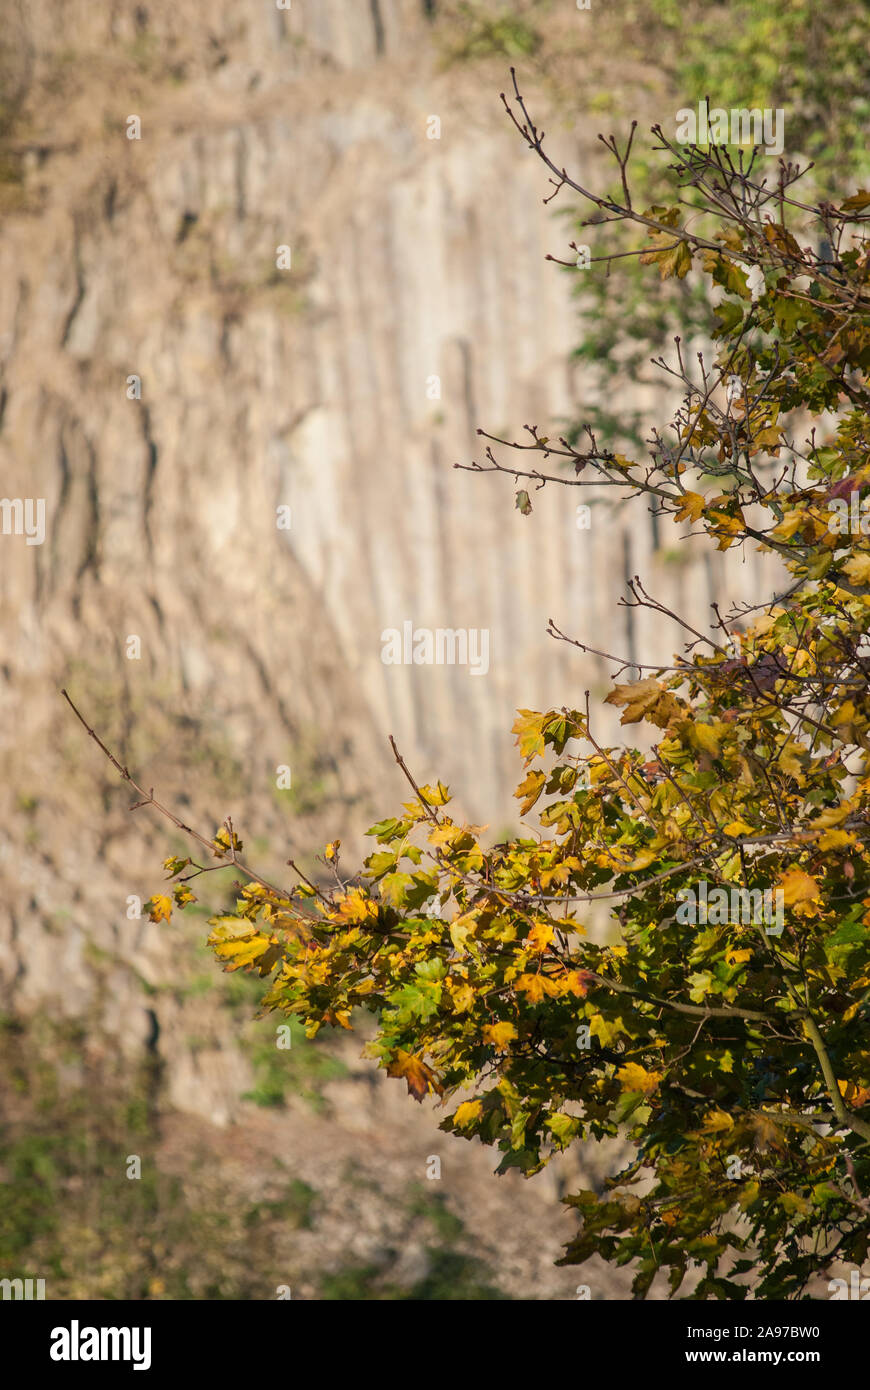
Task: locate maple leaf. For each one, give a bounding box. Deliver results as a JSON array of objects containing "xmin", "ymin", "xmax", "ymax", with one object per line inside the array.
[
  {"xmin": 210, "ymin": 925, "xmax": 281, "ymax": 976},
  {"xmin": 483, "ymin": 1021, "xmax": 517, "ymax": 1051},
  {"xmin": 514, "ymin": 973, "xmax": 560, "ymax": 1004},
  {"xmin": 722, "ymin": 818, "xmax": 754, "ymax": 837},
  {"xmin": 605, "ymin": 678, "xmax": 680, "ymax": 727},
  {"xmin": 453, "ymin": 1099, "xmax": 483, "ymax": 1128},
  {"xmin": 839, "ymin": 191, "xmax": 870, "ymax": 214},
  {"xmin": 212, "ymin": 825, "xmax": 243, "ymax": 857},
  {"xmin": 777, "ymin": 866, "xmax": 820, "ymax": 906},
  {"xmin": 561, "ymin": 969, "xmax": 596, "ymax": 997},
  {"xmin": 514, "ymin": 768, "xmax": 546, "ymax": 815},
  {"xmin": 702, "ymin": 1108, "xmax": 734, "ymax": 1132},
  {"xmin": 525, "ymin": 920, "xmax": 555, "ymax": 954},
  {"xmin": 145, "ymin": 894, "xmax": 172, "ymax": 924},
  {"xmin": 513, "ymin": 709, "xmax": 546, "ymax": 761},
  {"xmin": 616, "ymin": 1063, "xmax": 663, "ymax": 1096},
  {"xmin": 674, "ymin": 491, "xmax": 706, "ymax": 523},
  {"xmin": 386, "ymin": 1049, "xmax": 443, "ymax": 1102}
]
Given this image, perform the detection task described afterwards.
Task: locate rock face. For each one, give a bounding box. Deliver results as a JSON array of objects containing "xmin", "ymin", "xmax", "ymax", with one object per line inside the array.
[{"xmin": 0, "ymin": 1, "xmax": 772, "ymax": 1296}]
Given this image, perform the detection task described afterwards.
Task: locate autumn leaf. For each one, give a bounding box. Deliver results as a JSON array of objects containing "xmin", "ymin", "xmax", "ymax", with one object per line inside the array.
[
  {"xmin": 514, "ymin": 768, "xmax": 546, "ymax": 815},
  {"xmin": 777, "ymin": 865, "xmax": 820, "ymax": 906},
  {"xmin": 817, "ymin": 828, "xmax": 858, "ymax": 851},
  {"xmin": 453, "ymin": 1099, "xmax": 483, "ymax": 1128},
  {"xmin": 386, "ymin": 1050, "xmax": 443, "ymax": 1102},
  {"xmin": 843, "ymin": 554, "xmax": 870, "ymax": 586},
  {"xmin": 417, "ymin": 780, "xmax": 451, "ymax": 807},
  {"xmin": 616, "ymin": 1063, "xmax": 663, "ymax": 1096},
  {"xmin": 837, "ymin": 1079, "xmax": 870, "ymax": 1109},
  {"xmin": 674, "ymin": 491, "xmax": 706, "ymax": 523},
  {"xmin": 212, "ymin": 825, "xmax": 243, "ymax": 856},
  {"xmin": 145, "ymin": 894, "xmax": 172, "ymax": 924},
  {"xmin": 839, "ymin": 191, "xmax": 870, "ymax": 215},
  {"xmin": 449, "ymin": 913, "xmax": 477, "ymax": 955},
  {"xmin": 514, "ymin": 973, "xmax": 560, "ymax": 1004},
  {"xmin": 525, "ymin": 920, "xmax": 555, "ymax": 954},
  {"xmin": 605, "ymin": 677, "xmax": 681, "ymax": 728},
  {"xmin": 753, "ymin": 1113, "xmax": 786, "ymax": 1154},
  {"xmin": 722, "ymin": 818, "xmax": 753, "ymax": 838},
  {"xmin": 483, "ymin": 1021, "xmax": 517, "ymax": 1051},
  {"xmin": 561, "ymin": 969, "xmax": 596, "ymax": 997},
  {"xmin": 450, "ymin": 981, "xmax": 475, "ymax": 1014},
  {"xmin": 702, "ymin": 1108, "xmax": 734, "ymax": 1132},
  {"xmin": 210, "ymin": 923, "xmax": 282, "ymax": 975},
  {"xmin": 513, "ymin": 709, "xmax": 546, "ymax": 761}
]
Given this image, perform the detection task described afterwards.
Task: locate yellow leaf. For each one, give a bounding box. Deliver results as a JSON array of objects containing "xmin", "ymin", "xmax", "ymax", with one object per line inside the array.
[
  {"xmin": 513, "ymin": 709, "xmax": 546, "ymax": 761},
  {"xmin": 514, "ymin": 973, "xmax": 560, "ymax": 1004},
  {"xmin": 453, "ymin": 1099, "xmax": 483, "ymax": 1128},
  {"xmin": 817, "ymin": 828, "xmax": 858, "ymax": 851},
  {"xmin": 840, "ymin": 190, "xmax": 870, "ymax": 213},
  {"xmin": 813, "ymin": 802, "xmax": 852, "ymax": 828},
  {"xmin": 624, "ymin": 847, "xmax": 658, "ymax": 871},
  {"xmin": 675, "ymin": 491, "xmax": 705, "ymax": 523},
  {"xmin": 725, "ymin": 948, "xmax": 752, "ymax": 966},
  {"xmin": 702, "ymin": 1108, "xmax": 734, "ymax": 1131},
  {"xmin": 778, "ymin": 1192, "xmax": 810, "ymax": 1216},
  {"xmin": 483, "ymin": 1021, "xmax": 517, "ymax": 1051},
  {"xmin": 616, "ymin": 1062, "xmax": 663, "ymax": 1096},
  {"xmin": 777, "ymin": 865, "xmax": 820, "ymax": 906},
  {"xmin": 837, "ymin": 1079, "xmax": 870, "ymax": 1108},
  {"xmin": 832, "ymin": 700, "xmax": 857, "ymax": 726},
  {"xmin": 772, "ymin": 510, "xmax": 807, "ymax": 540},
  {"xmin": 590, "ymin": 1014, "xmax": 626, "ymax": 1047},
  {"xmin": 450, "ymin": 982, "xmax": 475, "ymax": 1014},
  {"xmin": 525, "ymin": 920, "xmax": 555, "ymax": 954},
  {"xmin": 145, "ymin": 894, "xmax": 173, "ymax": 924},
  {"xmin": 693, "ymin": 721, "xmax": 722, "ymax": 756},
  {"xmin": 844, "ymin": 554, "xmax": 870, "ymax": 586},
  {"xmin": 417, "ymin": 781, "xmax": 451, "ymax": 806},
  {"xmin": 561, "ymin": 969, "xmax": 595, "ymax": 997},
  {"xmin": 449, "ymin": 913, "xmax": 476, "ymax": 955},
  {"xmin": 514, "ymin": 769, "xmax": 546, "ymax": 815},
  {"xmin": 722, "ymin": 818, "xmax": 754, "ymax": 837}
]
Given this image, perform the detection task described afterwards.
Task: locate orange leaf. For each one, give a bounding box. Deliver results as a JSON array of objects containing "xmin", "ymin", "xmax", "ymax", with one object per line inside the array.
[
  {"xmin": 386, "ymin": 1049, "xmax": 443, "ymax": 1102},
  {"xmin": 777, "ymin": 865, "xmax": 820, "ymax": 906},
  {"xmin": 483, "ymin": 1021, "xmax": 517, "ymax": 1051}
]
